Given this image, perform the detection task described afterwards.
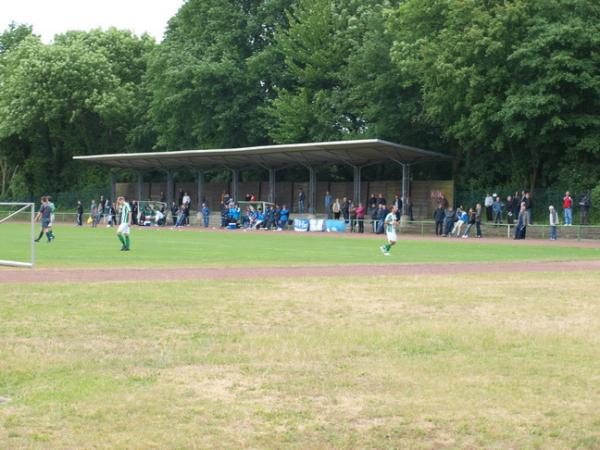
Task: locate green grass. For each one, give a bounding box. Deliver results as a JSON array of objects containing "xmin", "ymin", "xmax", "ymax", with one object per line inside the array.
[
  {"xmin": 1, "ymin": 273, "xmax": 600, "ymax": 448},
  {"xmin": 1, "ymin": 223, "xmax": 599, "ymax": 268}
]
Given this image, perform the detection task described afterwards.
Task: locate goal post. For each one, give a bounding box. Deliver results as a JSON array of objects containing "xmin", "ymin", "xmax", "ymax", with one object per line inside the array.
[{"xmin": 0, "ymin": 202, "xmax": 35, "ymax": 268}]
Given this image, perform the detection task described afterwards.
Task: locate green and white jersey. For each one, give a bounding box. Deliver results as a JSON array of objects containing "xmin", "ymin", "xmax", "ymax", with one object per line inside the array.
[
  {"xmin": 48, "ymin": 202, "xmax": 56, "ymax": 213},
  {"xmin": 120, "ymin": 202, "xmax": 131, "ymax": 224},
  {"xmin": 385, "ymin": 212, "xmax": 396, "ymax": 233}
]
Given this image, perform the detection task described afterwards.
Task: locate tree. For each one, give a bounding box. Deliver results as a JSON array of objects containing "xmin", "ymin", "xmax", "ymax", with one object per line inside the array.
[
  {"xmin": 145, "ymin": 0, "xmax": 293, "ymax": 151},
  {"xmin": 388, "ymin": 0, "xmax": 600, "ymax": 190}
]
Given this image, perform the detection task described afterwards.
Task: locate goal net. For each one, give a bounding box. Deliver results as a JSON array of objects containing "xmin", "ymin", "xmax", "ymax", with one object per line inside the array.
[{"xmin": 0, "ymin": 202, "xmax": 35, "ymax": 268}]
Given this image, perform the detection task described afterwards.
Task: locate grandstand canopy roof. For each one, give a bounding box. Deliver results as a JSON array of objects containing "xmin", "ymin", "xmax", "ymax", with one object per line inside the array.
[{"xmin": 73, "ymin": 139, "xmax": 451, "ymax": 170}]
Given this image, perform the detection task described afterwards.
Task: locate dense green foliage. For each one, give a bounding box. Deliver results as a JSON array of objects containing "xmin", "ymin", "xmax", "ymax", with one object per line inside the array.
[{"xmin": 1, "ymin": 0, "xmax": 599, "ymax": 199}]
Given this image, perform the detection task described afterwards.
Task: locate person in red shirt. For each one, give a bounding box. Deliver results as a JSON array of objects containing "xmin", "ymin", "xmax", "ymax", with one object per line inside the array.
[
  {"xmin": 563, "ymin": 191, "xmax": 573, "ymax": 226},
  {"xmin": 355, "ymin": 202, "xmax": 366, "ymax": 233}
]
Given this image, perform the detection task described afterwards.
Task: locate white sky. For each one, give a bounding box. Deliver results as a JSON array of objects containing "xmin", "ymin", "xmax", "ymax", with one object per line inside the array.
[{"xmin": 0, "ymin": 0, "xmax": 185, "ymax": 43}]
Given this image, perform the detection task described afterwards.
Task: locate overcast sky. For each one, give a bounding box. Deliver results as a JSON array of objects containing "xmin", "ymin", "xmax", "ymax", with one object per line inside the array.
[{"xmin": 0, "ymin": 0, "xmax": 185, "ymax": 43}]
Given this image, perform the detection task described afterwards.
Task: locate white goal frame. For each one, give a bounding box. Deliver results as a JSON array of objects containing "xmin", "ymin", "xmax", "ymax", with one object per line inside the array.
[{"xmin": 0, "ymin": 202, "xmax": 35, "ymax": 268}]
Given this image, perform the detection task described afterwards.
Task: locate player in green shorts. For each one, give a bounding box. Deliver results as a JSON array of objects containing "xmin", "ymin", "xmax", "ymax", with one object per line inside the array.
[
  {"xmin": 380, "ymin": 205, "xmax": 399, "ymax": 256},
  {"xmin": 116, "ymin": 196, "xmax": 132, "ymax": 251}
]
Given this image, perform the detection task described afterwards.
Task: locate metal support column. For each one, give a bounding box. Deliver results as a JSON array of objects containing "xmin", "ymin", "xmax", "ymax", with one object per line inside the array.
[
  {"xmin": 166, "ymin": 171, "xmax": 174, "ymax": 205},
  {"xmin": 231, "ymin": 169, "xmax": 239, "ymax": 202},
  {"xmin": 308, "ymin": 166, "xmax": 317, "ymax": 214},
  {"xmin": 353, "ymin": 166, "xmax": 362, "ymax": 204},
  {"xmin": 268, "ymin": 168, "xmax": 276, "ymax": 203},
  {"xmin": 196, "ymin": 171, "xmax": 205, "ymax": 210},
  {"xmin": 136, "ymin": 171, "xmax": 143, "ymax": 202},
  {"xmin": 401, "ymin": 163, "xmax": 411, "ymax": 218},
  {"xmin": 109, "ymin": 171, "xmax": 116, "ymax": 201}
]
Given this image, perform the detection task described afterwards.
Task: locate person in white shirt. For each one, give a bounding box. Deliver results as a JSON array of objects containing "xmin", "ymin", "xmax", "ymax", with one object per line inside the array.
[
  {"xmin": 549, "ymin": 205, "xmax": 559, "ymax": 240},
  {"xmin": 484, "ymin": 193, "xmax": 494, "ymax": 221}
]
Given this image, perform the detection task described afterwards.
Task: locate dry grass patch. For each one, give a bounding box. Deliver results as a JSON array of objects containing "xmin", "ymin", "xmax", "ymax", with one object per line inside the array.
[{"xmin": 1, "ymin": 272, "xmax": 600, "ymax": 448}]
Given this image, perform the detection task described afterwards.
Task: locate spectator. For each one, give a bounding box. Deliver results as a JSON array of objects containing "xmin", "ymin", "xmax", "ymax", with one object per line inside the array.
[
  {"xmin": 505, "ymin": 195, "xmax": 515, "ymax": 225},
  {"xmin": 523, "ymin": 192, "xmax": 533, "ymax": 224},
  {"xmin": 159, "ymin": 191, "xmax": 166, "ymax": 203},
  {"xmin": 375, "ymin": 204, "xmax": 387, "ymax": 234},
  {"xmin": 367, "ymin": 194, "xmax": 377, "ymax": 217},
  {"xmin": 298, "ymin": 188, "xmax": 305, "ymax": 213},
  {"xmin": 245, "ymin": 193, "xmax": 252, "ymax": 201},
  {"xmin": 349, "ymin": 201, "xmax": 356, "ymax": 231},
  {"xmin": 355, "ymin": 202, "xmax": 365, "ymax": 233},
  {"xmin": 170, "ymin": 201, "xmax": 178, "ymax": 225},
  {"xmin": 202, "ymin": 203, "xmax": 210, "ymax": 228},
  {"xmin": 579, "ymin": 193, "xmax": 590, "ymax": 225},
  {"xmin": 549, "ymin": 205, "xmax": 559, "ymax": 240},
  {"xmin": 439, "ymin": 193, "xmax": 449, "ymax": 210},
  {"xmin": 475, "ymin": 203, "xmax": 483, "ymax": 238},
  {"xmin": 443, "ymin": 206, "xmax": 457, "ymax": 237},
  {"xmin": 341, "ymin": 197, "xmax": 350, "ymax": 223},
  {"xmin": 433, "ymin": 204, "xmax": 445, "ymax": 236},
  {"xmin": 492, "ymin": 196, "xmax": 503, "ymax": 224},
  {"xmin": 177, "ymin": 189, "xmax": 184, "ymax": 208},
  {"xmin": 154, "ymin": 208, "xmax": 165, "ymax": 226},
  {"xmin": 452, "ymin": 206, "xmax": 467, "ymax": 237},
  {"xmin": 377, "ymin": 193, "xmax": 386, "ymax": 206},
  {"xmin": 278, "ymin": 205, "xmax": 289, "ymax": 230},
  {"xmin": 393, "ymin": 195, "xmax": 402, "ymax": 220},
  {"xmin": 76, "ymin": 201, "xmax": 83, "ymax": 226},
  {"xmin": 182, "ymin": 192, "xmax": 191, "ymax": 207},
  {"xmin": 484, "ymin": 193, "xmax": 493, "ymax": 221},
  {"xmin": 332, "ymin": 198, "xmax": 341, "ymax": 220},
  {"xmin": 407, "ymin": 196, "xmax": 414, "ymax": 221},
  {"xmin": 108, "ymin": 201, "xmax": 117, "ymax": 227},
  {"xmin": 563, "ymin": 191, "xmax": 573, "ymax": 226},
  {"xmin": 462, "ymin": 208, "xmax": 476, "ymax": 238},
  {"xmin": 90, "ymin": 200, "xmax": 99, "ymax": 228},
  {"xmin": 131, "ymin": 201, "xmax": 139, "ymax": 225},
  {"xmin": 324, "ymin": 191, "xmax": 333, "ymax": 218},
  {"xmin": 514, "ymin": 204, "xmax": 529, "ymax": 239}
]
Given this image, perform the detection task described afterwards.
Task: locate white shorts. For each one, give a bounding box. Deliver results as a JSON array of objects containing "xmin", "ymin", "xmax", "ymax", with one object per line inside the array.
[
  {"xmin": 118, "ymin": 222, "xmax": 130, "ymax": 234},
  {"xmin": 387, "ymin": 231, "xmax": 397, "ymax": 243}
]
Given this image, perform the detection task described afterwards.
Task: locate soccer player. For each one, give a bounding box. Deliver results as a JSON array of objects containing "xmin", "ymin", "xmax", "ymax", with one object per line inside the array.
[
  {"xmin": 117, "ymin": 196, "xmax": 132, "ymax": 251},
  {"xmin": 34, "ymin": 196, "xmax": 54, "ymax": 242},
  {"xmin": 47, "ymin": 196, "xmax": 56, "ymax": 239},
  {"xmin": 380, "ymin": 205, "xmax": 398, "ymax": 256}
]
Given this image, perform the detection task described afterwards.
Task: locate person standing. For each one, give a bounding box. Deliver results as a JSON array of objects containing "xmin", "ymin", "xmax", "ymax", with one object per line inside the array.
[
  {"xmin": 562, "ymin": 191, "xmax": 573, "ymax": 226},
  {"xmin": 76, "ymin": 200, "xmax": 83, "ymax": 226},
  {"xmin": 324, "ymin": 191, "xmax": 333, "ymax": 218},
  {"xmin": 433, "ymin": 204, "xmax": 445, "ymax": 236},
  {"xmin": 379, "ymin": 205, "xmax": 399, "ymax": 256},
  {"xmin": 355, "ymin": 202, "xmax": 365, "ymax": 233},
  {"xmin": 579, "ymin": 193, "xmax": 590, "ymax": 225},
  {"xmin": 341, "ymin": 197, "xmax": 350, "ymax": 223},
  {"xmin": 514, "ymin": 204, "xmax": 529, "ymax": 240},
  {"xmin": 443, "ymin": 206, "xmax": 457, "ymax": 237},
  {"xmin": 90, "ymin": 200, "xmax": 98, "ymax": 227},
  {"xmin": 492, "ymin": 196, "xmax": 503, "ymax": 224},
  {"xmin": 393, "ymin": 195, "xmax": 402, "ymax": 219},
  {"xmin": 177, "ymin": 189, "xmax": 184, "ymax": 208},
  {"xmin": 549, "ymin": 205, "xmax": 559, "ymax": 240},
  {"xmin": 34, "ymin": 197, "xmax": 54, "ymax": 242},
  {"xmin": 298, "ymin": 188, "xmax": 305, "ymax": 214},
  {"xmin": 367, "ymin": 194, "xmax": 377, "ymax": 218},
  {"xmin": 505, "ymin": 195, "xmax": 514, "ymax": 225},
  {"xmin": 475, "ymin": 203, "xmax": 483, "ymax": 238},
  {"xmin": 116, "ymin": 196, "xmax": 132, "ymax": 251},
  {"xmin": 332, "ymin": 198, "xmax": 341, "ymax": 220},
  {"xmin": 131, "ymin": 201, "xmax": 139, "ymax": 225},
  {"xmin": 484, "ymin": 193, "xmax": 493, "ymax": 221},
  {"xmin": 202, "ymin": 203, "xmax": 210, "ymax": 228},
  {"xmin": 377, "ymin": 193, "xmax": 386, "ymax": 207}
]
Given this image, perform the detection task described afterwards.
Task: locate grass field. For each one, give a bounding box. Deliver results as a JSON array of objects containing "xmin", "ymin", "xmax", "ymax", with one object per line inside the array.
[
  {"xmin": 2, "ymin": 273, "xmax": 600, "ymax": 448},
  {"xmin": 1, "ymin": 223, "xmax": 600, "ymax": 268},
  {"xmin": 1, "ymin": 223, "xmax": 600, "ymax": 448}
]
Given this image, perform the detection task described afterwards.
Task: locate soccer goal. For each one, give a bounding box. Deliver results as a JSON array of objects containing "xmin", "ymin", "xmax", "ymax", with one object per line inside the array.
[
  {"xmin": 238, "ymin": 201, "xmax": 275, "ymax": 212},
  {"xmin": 0, "ymin": 202, "xmax": 35, "ymax": 268}
]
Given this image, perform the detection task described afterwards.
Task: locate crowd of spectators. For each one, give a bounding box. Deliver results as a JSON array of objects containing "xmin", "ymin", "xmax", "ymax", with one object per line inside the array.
[{"xmin": 434, "ymin": 189, "xmax": 592, "ymax": 240}]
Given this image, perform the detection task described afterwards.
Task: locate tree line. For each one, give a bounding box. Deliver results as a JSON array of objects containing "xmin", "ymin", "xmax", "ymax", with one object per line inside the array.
[{"xmin": 0, "ymin": 0, "xmax": 599, "ymax": 201}]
